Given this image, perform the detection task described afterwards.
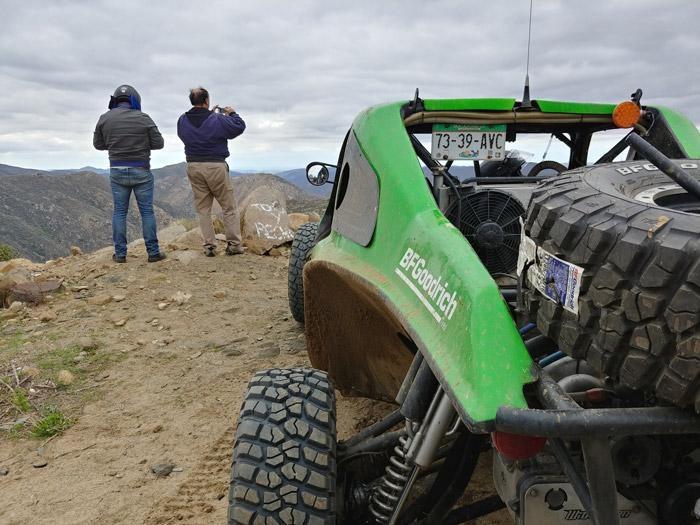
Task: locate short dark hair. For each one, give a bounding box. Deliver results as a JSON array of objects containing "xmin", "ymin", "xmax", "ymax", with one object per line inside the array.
[{"xmin": 189, "ymin": 87, "xmax": 209, "ymax": 106}]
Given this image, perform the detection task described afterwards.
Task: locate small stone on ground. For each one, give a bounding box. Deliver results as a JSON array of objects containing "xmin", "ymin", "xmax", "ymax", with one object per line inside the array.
[{"xmin": 151, "ymin": 463, "xmax": 175, "ymax": 478}]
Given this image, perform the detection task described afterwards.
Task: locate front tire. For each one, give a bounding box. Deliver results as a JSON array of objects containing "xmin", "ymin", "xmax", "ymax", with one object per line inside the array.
[
  {"xmin": 288, "ymin": 222, "xmax": 319, "ymax": 323},
  {"xmin": 228, "ymin": 368, "xmax": 337, "ymax": 524}
]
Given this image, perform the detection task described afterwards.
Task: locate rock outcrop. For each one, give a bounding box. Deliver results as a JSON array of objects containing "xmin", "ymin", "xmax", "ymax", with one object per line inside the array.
[
  {"xmin": 239, "ymin": 187, "xmax": 295, "ymax": 255},
  {"xmin": 287, "ymin": 212, "xmax": 320, "ymax": 231}
]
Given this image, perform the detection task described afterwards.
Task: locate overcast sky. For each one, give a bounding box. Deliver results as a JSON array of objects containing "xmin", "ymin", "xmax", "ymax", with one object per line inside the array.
[{"xmin": 1, "ymin": 0, "xmax": 699, "ymax": 171}]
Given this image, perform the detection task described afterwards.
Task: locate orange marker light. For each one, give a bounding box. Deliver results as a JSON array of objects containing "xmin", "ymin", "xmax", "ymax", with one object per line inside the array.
[{"xmin": 613, "ymin": 100, "xmax": 642, "ymax": 128}]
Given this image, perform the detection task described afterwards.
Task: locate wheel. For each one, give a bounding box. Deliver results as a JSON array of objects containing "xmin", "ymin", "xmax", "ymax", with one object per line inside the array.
[
  {"xmin": 288, "ymin": 222, "xmax": 319, "ymax": 323},
  {"xmin": 228, "ymin": 368, "xmax": 337, "ymax": 524},
  {"xmin": 526, "ymin": 160, "xmax": 567, "ymax": 177},
  {"xmin": 521, "ymin": 160, "xmax": 700, "ymax": 411}
]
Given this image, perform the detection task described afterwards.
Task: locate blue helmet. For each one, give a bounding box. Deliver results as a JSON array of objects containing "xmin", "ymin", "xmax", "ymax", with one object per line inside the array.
[{"xmin": 108, "ymin": 84, "xmax": 141, "ymax": 110}]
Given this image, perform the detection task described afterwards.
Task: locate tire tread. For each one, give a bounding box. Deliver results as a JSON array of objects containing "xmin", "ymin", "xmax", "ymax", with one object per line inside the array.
[
  {"xmin": 229, "ymin": 368, "xmax": 336, "ymax": 524},
  {"xmin": 522, "ymin": 169, "xmax": 700, "ymax": 411}
]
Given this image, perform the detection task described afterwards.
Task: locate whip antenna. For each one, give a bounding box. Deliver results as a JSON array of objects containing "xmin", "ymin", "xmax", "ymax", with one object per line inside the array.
[{"xmin": 522, "ymin": 0, "xmax": 534, "ymax": 108}]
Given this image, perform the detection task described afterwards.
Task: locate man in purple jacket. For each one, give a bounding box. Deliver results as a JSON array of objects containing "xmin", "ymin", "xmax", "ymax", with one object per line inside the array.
[{"xmin": 177, "ymin": 87, "xmax": 246, "ymax": 256}]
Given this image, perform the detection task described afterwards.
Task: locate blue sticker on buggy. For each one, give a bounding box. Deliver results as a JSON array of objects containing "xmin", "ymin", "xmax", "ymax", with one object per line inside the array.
[{"xmin": 517, "ymin": 232, "xmax": 583, "ymax": 315}]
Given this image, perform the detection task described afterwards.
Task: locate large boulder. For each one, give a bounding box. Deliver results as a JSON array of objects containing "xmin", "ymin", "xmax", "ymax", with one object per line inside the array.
[
  {"xmin": 172, "ymin": 227, "xmax": 205, "ymax": 249},
  {"xmin": 8, "ymin": 280, "xmax": 63, "ymax": 305},
  {"xmin": 288, "ymin": 212, "xmax": 321, "ymax": 232},
  {"xmin": 0, "ymin": 259, "xmax": 35, "ymax": 306},
  {"xmin": 128, "ymin": 222, "xmax": 186, "ymax": 250},
  {"xmin": 288, "ymin": 213, "xmax": 311, "ymax": 232},
  {"xmin": 240, "ymin": 187, "xmax": 295, "ymax": 255}
]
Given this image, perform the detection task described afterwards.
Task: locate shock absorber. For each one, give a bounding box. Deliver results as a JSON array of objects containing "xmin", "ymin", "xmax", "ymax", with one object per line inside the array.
[
  {"xmin": 369, "ymin": 427, "xmax": 417, "ymax": 523},
  {"xmin": 369, "ymin": 389, "xmax": 456, "ymax": 524}
]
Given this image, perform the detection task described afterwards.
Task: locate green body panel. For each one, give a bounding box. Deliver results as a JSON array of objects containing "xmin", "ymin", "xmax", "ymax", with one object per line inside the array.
[
  {"xmin": 655, "ymin": 106, "xmax": 700, "ymax": 157},
  {"xmin": 311, "ymin": 102, "xmax": 534, "ymax": 426},
  {"xmin": 536, "ymin": 100, "xmax": 617, "ymax": 114},
  {"xmin": 308, "ymin": 97, "xmax": 700, "ymax": 427},
  {"xmin": 423, "ymin": 98, "xmax": 515, "ymax": 111}
]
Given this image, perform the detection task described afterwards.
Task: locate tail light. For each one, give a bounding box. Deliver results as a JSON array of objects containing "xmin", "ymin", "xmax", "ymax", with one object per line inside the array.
[{"xmin": 492, "ymin": 431, "xmax": 547, "ymax": 461}]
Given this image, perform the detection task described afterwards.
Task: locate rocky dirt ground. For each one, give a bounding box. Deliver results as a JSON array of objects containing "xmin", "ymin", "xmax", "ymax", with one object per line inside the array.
[{"xmin": 0, "ymin": 225, "xmax": 508, "ymax": 524}]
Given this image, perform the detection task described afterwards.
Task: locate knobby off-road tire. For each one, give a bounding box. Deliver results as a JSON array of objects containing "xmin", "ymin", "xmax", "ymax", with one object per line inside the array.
[
  {"xmin": 521, "ymin": 161, "xmax": 700, "ymax": 411},
  {"xmin": 527, "ymin": 160, "xmax": 567, "ymax": 177},
  {"xmin": 288, "ymin": 222, "xmax": 319, "ymax": 323},
  {"xmin": 228, "ymin": 368, "xmax": 337, "ymax": 524}
]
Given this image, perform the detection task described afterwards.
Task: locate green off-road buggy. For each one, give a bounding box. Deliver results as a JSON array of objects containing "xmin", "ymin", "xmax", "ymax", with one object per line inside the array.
[{"xmin": 227, "ymin": 90, "xmax": 700, "ymax": 525}]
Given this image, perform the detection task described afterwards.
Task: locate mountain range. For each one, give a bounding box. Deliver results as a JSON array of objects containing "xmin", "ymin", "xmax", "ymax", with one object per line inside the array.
[
  {"xmin": 0, "ymin": 159, "xmax": 523, "ymax": 261},
  {"xmin": 0, "ymin": 163, "xmax": 327, "ymax": 261},
  {"xmin": 0, "ymin": 163, "xmax": 332, "ymax": 196}
]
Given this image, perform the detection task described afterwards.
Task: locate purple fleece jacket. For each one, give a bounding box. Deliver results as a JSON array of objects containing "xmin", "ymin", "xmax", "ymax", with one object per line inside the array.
[{"xmin": 176, "ymin": 108, "xmax": 246, "ymax": 162}]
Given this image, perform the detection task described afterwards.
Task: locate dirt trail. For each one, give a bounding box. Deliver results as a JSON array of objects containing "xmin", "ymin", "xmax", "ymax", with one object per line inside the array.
[{"xmin": 0, "ymin": 228, "xmax": 508, "ymax": 524}]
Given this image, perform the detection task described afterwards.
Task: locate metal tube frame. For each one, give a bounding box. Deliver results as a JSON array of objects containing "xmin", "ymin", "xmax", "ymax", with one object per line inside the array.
[{"xmin": 492, "ymin": 368, "xmax": 700, "ymax": 525}]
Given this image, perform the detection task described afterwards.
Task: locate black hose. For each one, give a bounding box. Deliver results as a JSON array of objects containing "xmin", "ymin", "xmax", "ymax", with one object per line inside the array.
[
  {"xmin": 337, "ymin": 430, "xmax": 403, "ymax": 463},
  {"xmin": 626, "ymin": 133, "xmax": 700, "ymax": 200},
  {"xmin": 422, "ymin": 431, "xmax": 485, "ymax": 522},
  {"xmin": 444, "ymin": 495, "xmax": 506, "ymax": 524},
  {"xmin": 396, "ymin": 352, "xmax": 424, "ymax": 406},
  {"xmin": 525, "ymin": 334, "xmax": 557, "ymax": 360},
  {"xmin": 398, "ymin": 430, "xmax": 484, "ymax": 524},
  {"xmin": 442, "ymin": 168, "xmax": 462, "ymax": 229},
  {"xmin": 339, "ymin": 409, "xmax": 404, "ymax": 450},
  {"xmin": 400, "ymin": 360, "xmax": 438, "ymax": 421}
]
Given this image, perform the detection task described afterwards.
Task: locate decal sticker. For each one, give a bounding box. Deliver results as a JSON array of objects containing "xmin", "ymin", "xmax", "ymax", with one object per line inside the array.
[
  {"xmin": 396, "ymin": 247, "xmax": 458, "ymax": 329},
  {"xmin": 517, "ymin": 232, "xmax": 583, "ymax": 315}
]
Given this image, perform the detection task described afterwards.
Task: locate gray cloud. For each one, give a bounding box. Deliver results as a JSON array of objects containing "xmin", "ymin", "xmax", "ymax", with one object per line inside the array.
[{"xmin": 1, "ymin": 0, "xmax": 698, "ymax": 170}]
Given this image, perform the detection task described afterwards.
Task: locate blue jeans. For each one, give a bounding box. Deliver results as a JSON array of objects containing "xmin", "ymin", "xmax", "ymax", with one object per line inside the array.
[{"xmin": 109, "ymin": 167, "xmax": 160, "ymax": 257}]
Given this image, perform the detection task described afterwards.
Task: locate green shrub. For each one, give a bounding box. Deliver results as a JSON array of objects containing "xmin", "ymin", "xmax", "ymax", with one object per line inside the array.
[
  {"xmin": 12, "ymin": 388, "xmax": 31, "ymax": 413},
  {"xmin": 31, "ymin": 406, "xmax": 72, "ymax": 438},
  {"xmin": 0, "ymin": 244, "xmax": 16, "ymax": 262}
]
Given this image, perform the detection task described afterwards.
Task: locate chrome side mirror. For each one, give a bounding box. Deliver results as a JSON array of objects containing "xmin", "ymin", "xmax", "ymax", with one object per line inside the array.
[{"xmin": 306, "ymin": 163, "xmax": 335, "ymax": 186}]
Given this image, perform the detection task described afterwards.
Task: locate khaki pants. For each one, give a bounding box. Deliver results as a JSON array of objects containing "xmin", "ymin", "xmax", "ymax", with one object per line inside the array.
[{"xmin": 186, "ymin": 162, "xmax": 242, "ymax": 247}]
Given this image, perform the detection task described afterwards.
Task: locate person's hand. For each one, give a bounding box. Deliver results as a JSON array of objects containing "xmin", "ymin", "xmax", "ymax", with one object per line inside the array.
[{"xmin": 223, "ymin": 106, "xmax": 235, "ymax": 115}]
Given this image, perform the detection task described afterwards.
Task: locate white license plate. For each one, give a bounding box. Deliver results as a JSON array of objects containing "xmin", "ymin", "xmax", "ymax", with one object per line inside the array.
[{"xmin": 431, "ymin": 124, "xmax": 506, "ymax": 161}]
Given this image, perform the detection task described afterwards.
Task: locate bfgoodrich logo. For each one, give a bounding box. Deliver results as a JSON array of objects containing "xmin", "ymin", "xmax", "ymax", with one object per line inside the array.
[{"xmin": 395, "ymin": 247, "xmax": 458, "ymax": 327}]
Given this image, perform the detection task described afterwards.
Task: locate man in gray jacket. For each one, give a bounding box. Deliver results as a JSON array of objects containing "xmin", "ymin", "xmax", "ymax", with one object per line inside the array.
[{"xmin": 94, "ymin": 84, "xmax": 166, "ymax": 263}]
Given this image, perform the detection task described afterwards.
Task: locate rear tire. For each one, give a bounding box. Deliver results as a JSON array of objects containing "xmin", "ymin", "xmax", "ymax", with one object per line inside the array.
[
  {"xmin": 288, "ymin": 222, "xmax": 319, "ymax": 323},
  {"xmin": 228, "ymin": 368, "xmax": 337, "ymax": 524},
  {"xmin": 521, "ymin": 161, "xmax": 700, "ymax": 411}
]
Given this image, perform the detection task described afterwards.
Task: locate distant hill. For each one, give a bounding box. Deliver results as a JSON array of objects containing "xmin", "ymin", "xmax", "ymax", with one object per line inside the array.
[
  {"xmin": 0, "ymin": 172, "xmax": 173, "ymax": 261},
  {"xmin": 276, "ymin": 168, "xmax": 333, "ymax": 197},
  {"xmin": 152, "ymin": 162, "xmax": 326, "ymax": 218},
  {"xmin": 48, "ymin": 166, "xmax": 111, "ymax": 176},
  {"xmin": 0, "ymin": 164, "xmax": 47, "ymax": 177},
  {"xmin": 0, "ymin": 162, "xmax": 327, "ymax": 261}
]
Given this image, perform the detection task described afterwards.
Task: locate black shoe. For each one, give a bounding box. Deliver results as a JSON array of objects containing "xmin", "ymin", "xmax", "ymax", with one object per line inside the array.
[
  {"xmin": 148, "ymin": 253, "xmax": 167, "ymax": 263},
  {"xmin": 225, "ymin": 242, "xmax": 245, "ymax": 256},
  {"xmin": 204, "ymin": 245, "xmax": 216, "ymax": 257},
  {"xmin": 113, "ymin": 254, "xmax": 127, "ymax": 263}
]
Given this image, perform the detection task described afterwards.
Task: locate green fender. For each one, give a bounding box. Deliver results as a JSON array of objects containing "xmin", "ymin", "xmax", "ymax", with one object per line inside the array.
[{"xmin": 305, "ymin": 102, "xmax": 534, "ymax": 430}]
